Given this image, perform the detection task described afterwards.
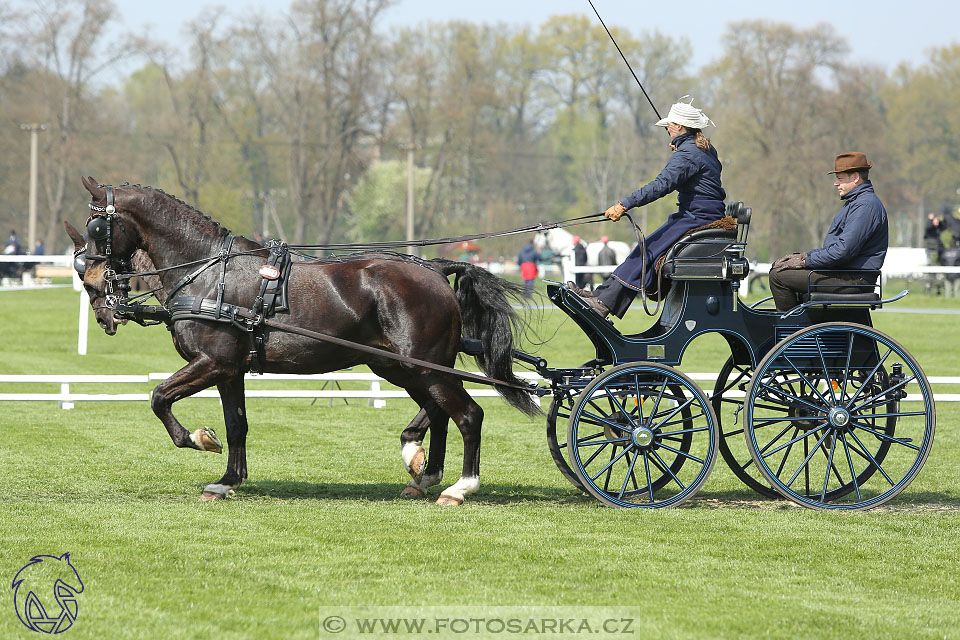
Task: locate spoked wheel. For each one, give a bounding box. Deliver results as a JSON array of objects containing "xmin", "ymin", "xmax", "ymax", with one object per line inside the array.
[
  {"xmin": 745, "ymin": 322, "xmax": 935, "ymax": 510},
  {"xmin": 567, "ymin": 362, "xmax": 718, "ymax": 508},
  {"xmin": 712, "ymin": 357, "xmax": 779, "ymax": 498},
  {"xmin": 546, "ymin": 392, "xmax": 587, "ymax": 492}
]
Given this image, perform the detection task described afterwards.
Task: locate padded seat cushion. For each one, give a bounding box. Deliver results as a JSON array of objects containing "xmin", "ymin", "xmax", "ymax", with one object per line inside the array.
[{"xmin": 804, "ymin": 292, "xmax": 880, "ymax": 304}]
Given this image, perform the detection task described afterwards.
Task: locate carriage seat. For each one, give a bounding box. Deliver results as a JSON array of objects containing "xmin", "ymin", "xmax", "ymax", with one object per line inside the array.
[
  {"xmin": 659, "ymin": 202, "xmax": 751, "ymax": 282},
  {"xmin": 803, "ymin": 292, "xmax": 881, "ymax": 304},
  {"xmin": 798, "ymin": 269, "xmax": 882, "ymax": 306}
]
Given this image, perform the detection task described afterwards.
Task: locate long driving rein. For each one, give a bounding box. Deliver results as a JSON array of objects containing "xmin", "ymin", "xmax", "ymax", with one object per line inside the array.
[{"xmin": 80, "ymin": 186, "xmax": 630, "ymax": 395}]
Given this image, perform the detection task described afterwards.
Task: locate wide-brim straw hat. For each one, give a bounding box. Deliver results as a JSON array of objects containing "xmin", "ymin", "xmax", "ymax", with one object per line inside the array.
[
  {"xmin": 827, "ymin": 151, "xmax": 873, "ymax": 174},
  {"xmin": 655, "ymin": 95, "xmax": 715, "ymax": 130}
]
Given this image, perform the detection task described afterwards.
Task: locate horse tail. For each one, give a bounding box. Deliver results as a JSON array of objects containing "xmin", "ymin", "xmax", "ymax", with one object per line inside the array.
[{"xmin": 431, "ymin": 259, "xmax": 541, "ymax": 416}]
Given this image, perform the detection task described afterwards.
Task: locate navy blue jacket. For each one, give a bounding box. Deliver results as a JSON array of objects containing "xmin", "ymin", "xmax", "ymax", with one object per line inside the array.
[
  {"xmin": 620, "ymin": 132, "xmax": 726, "ymax": 216},
  {"xmin": 517, "ymin": 243, "xmax": 539, "ymax": 265},
  {"xmin": 806, "ymin": 182, "xmax": 888, "ymax": 271}
]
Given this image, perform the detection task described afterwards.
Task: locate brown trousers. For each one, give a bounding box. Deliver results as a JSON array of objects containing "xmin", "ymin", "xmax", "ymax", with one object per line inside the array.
[{"xmin": 768, "ymin": 265, "xmax": 872, "ymax": 311}]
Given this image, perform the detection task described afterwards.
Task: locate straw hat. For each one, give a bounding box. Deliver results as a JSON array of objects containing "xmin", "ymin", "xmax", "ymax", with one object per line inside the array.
[{"xmin": 655, "ymin": 95, "xmax": 715, "ymax": 130}]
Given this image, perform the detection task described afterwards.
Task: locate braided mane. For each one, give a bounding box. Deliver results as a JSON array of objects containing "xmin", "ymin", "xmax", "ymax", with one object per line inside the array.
[{"xmin": 121, "ymin": 182, "xmax": 232, "ymax": 236}]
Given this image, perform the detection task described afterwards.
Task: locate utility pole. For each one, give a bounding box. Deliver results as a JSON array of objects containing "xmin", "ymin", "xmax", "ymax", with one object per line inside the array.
[
  {"xmin": 19, "ymin": 123, "xmax": 45, "ymax": 252},
  {"xmin": 406, "ymin": 143, "xmax": 416, "ymax": 255}
]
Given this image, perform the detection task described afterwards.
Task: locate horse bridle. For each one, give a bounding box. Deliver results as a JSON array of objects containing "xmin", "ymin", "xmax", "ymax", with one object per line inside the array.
[{"xmin": 76, "ymin": 184, "xmax": 135, "ymax": 307}]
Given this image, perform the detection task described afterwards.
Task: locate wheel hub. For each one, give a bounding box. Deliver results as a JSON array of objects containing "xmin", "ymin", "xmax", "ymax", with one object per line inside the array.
[
  {"xmin": 632, "ymin": 426, "xmax": 655, "ymax": 448},
  {"xmin": 827, "ymin": 406, "xmax": 852, "ymax": 428}
]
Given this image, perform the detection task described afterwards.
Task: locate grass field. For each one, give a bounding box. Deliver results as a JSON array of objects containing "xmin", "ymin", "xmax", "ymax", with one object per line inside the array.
[{"xmin": 1, "ymin": 285, "xmax": 960, "ymax": 639}]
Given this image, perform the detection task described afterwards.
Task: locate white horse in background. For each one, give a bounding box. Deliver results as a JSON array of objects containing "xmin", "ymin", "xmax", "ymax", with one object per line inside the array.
[{"xmin": 534, "ymin": 227, "xmax": 632, "ymax": 265}]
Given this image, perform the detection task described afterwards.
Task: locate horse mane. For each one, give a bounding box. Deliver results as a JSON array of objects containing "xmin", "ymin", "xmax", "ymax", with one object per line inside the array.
[{"xmin": 120, "ymin": 183, "xmax": 232, "ymax": 236}]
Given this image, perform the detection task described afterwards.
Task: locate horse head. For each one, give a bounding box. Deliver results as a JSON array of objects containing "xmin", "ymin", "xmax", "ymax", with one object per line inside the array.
[{"xmin": 65, "ymin": 176, "xmax": 145, "ymax": 335}]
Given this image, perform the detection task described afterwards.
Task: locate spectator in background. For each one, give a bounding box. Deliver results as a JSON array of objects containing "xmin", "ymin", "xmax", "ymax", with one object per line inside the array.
[
  {"xmin": 942, "ymin": 205, "xmax": 960, "ymax": 246},
  {"xmin": 517, "ymin": 238, "xmax": 540, "ymax": 298},
  {"xmin": 33, "ymin": 239, "xmax": 45, "ymax": 255},
  {"xmin": 924, "ymin": 213, "xmax": 944, "ymax": 261},
  {"xmin": 572, "ymin": 235, "xmax": 589, "ymax": 289},
  {"xmin": 598, "ymin": 235, "xmax": 617, "ymax": 266},
  {"xmin": 3, "ymin": 230, "xmax": 22, "ymax": 279},
  {"xmin": 5, "ymin": 230, "xmax": 21, "ymax": 255}
]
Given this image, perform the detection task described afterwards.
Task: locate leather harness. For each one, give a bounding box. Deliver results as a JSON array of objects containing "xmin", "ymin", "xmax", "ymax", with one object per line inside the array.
[{"xmin": 104, "ymin": 238, "xmax": 539, "ymax": 393}]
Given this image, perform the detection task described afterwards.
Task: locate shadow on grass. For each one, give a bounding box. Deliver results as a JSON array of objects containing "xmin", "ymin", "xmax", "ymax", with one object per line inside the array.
[
  {"xmin": 690, "ymin": 488, "xmax": 960, "ymax": 511},
  {"xmin": 231, "ymin": 479, "xmax": 592, "ymax": 505},
  {"xmin": 202, "ymin": 481, "xmax": 960, "ymax": 511}
]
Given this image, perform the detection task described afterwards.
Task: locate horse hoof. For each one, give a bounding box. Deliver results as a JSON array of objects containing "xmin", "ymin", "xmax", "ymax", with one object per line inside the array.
[
  {"xmin": 400, "ymin": 486, "xmax": 426, "ymax": 499},
  {"xmin": 193, "ymin": 427, "xmax": 223, "ymax": 453},
  {"xmin": 436, "ymin": 494, "xmax": 464, "ymax": 506},
  {"xmin": 409, "ymin": 449, "xmax": 426, "ymax": 482},
  {"xmin": 200, "ymin": 484, "xmax": 233, "ymax": 500}
]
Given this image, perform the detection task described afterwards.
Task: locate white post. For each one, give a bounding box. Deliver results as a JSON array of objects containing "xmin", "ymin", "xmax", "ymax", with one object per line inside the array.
[
  {"xmin": 561, "ymin": 253, "xmax": 574, "ymax": 285},
  {"xmin": 77, "ymin": 288, "xmax": 89, "ymax": 355},
  {"xmin": 59, "ymin": 383, "xmax": 74, "ymax": 410},
  {"xmin": 368, "ymin": 380, "xmax": 386, "ymax": 409}
]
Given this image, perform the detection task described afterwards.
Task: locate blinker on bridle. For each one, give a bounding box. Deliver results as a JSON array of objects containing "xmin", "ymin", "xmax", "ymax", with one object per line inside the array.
[{"xmin": 77, "ymin": 184, "xmax": 133, "ymax": 303}]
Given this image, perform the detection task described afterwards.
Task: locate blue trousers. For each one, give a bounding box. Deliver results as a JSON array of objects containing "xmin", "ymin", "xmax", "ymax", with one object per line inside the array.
[{"xmin": 595, "ymin": 210, "xmax": 723, "ymax": 318}]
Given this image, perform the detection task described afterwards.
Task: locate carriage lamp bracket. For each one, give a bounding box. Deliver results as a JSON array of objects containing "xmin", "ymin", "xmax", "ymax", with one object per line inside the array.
[{"xmin": 888, "ymin": 363, "xmax": 908, "ymax": 402}]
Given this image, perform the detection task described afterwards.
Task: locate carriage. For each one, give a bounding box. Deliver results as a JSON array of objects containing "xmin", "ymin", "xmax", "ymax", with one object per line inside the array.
[{"xmin": 518, "ymin": 202, "xmax": 935, "ymax": 510}]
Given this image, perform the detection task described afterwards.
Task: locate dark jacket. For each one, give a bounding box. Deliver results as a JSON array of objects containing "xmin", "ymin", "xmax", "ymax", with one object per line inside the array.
[
  {"xmin": 620, "ymin": 132, "xmax": 726, "ymax": 216},
  {"xmin": 573, "ymin": 242, "xmax": 587, "ymax": 266},
  {"xmin": 598, "ymin": 244, "xmax": 617, "ymax": 266},
  {"xmin": 806, "ymin": 182, "xmax": 888, "ymax": 271},
  {"xmin": 517, "ymin": 243, "xmax": 539, "ymax": 265}
]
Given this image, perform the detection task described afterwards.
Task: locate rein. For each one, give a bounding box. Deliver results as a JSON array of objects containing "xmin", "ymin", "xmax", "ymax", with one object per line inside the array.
[
  {"xmin": 261, "ymin": 318, "xmax": 541, "ymax": 393},
  {"xmin": 282, "ymin": 213, "xmax": 607, "ymax": 254}
]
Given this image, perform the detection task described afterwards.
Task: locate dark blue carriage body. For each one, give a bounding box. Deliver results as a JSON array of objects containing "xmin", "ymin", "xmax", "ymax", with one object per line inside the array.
[{"xmin": 545, "ymin": 218, "xmax": 878, "ymax": 372}]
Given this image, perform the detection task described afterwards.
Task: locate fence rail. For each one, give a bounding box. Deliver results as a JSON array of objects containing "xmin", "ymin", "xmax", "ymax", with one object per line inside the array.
[{"xmin": 2, "ymin": 372, "xmax": 958, "ymax": 408}]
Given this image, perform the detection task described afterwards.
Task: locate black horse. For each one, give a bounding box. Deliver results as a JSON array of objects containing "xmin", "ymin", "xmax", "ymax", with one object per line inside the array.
[{"xmin": 67, "ymin": 177, "xmax": 538, "ymax": 505}]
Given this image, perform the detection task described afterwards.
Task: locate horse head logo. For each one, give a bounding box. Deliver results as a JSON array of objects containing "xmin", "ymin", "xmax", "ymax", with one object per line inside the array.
[{"xmin": 11, "ymin": 553, "xmax": 84, "ymax": 634}]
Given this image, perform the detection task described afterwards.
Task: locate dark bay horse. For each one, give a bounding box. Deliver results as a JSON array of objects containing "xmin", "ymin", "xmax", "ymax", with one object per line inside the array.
[{"xmin": 66, "ymin": 177, "xmax": 538, "ymax": 505}]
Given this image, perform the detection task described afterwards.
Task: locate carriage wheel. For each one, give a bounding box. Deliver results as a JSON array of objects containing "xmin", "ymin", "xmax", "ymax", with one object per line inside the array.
[
  {"xmin": 712, "ymin": 358, "xmax": 779, "ymax": 498},
  {"xmin": 567, "ymin": 362, "xmax": 717, "ymax": 508},
  {"xmin": 546, "ymin": 393, "xmax": 587, "ymax": 492},
  {"xmin": 744, "ymin": 322, "xmax": 935, "ymax": 510}
]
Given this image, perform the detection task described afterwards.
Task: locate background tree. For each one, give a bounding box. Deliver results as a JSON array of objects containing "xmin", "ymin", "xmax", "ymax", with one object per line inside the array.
[
  {"xmin": 883, "ymin": 44, "xmax": 960, "ymax": 245},
  {"xmin": 5, "ymin": 0, "xmax": 139, "ymax": 251}
]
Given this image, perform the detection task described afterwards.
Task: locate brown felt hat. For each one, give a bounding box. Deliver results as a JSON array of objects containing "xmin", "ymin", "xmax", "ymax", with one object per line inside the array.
[{"xmin": 827, "ymin": 151, "xmax": 873, "ymax": 174}]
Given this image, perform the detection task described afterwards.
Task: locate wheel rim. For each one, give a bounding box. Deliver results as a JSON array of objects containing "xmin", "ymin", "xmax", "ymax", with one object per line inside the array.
[
  {"xmin": 568, "ymin": 363, "xmax": 717, "ymax": 508},
  {"xmin": 712, "ymin": 357, "xmax": 780, "ymax": 498},
  {"xmin": 546, "ymin": 395, "xmax": 588, "ymax": 492},
  {"xmin": 745, "ymin": 323, "xmax": 935, "ymax": 510}
]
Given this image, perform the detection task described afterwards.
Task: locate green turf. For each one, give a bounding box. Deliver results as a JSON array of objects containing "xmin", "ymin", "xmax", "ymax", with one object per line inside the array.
[{"xmin": 1, "ymin": 286, "xmax": 959, "ymax": 639}]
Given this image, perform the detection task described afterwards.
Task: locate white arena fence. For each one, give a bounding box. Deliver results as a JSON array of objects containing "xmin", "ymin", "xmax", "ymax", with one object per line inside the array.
[{"xmin": 1, "ymin": 372, "xmax": 958, "ymax": 409}]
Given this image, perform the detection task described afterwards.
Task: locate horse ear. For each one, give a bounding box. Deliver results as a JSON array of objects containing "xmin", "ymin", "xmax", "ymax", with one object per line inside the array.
[
  {"xmin": 64, "ymin": 220, "xmax": 85, "ymax": 250},
  {"xmin": 81, "ymin": 176, "xmax": 104, "ymax": 199}
]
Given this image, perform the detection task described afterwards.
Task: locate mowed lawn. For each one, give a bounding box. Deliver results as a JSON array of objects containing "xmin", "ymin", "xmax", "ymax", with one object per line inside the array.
[{"xmin": 1, "ymin": 285, "xmax": 959, "ymax": 639}]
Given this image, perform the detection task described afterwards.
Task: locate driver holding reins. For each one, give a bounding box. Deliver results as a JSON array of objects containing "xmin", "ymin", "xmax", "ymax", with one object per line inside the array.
[{"xmin": 569, "ymin": 96, "xmax": 726, "ymax": 319}]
